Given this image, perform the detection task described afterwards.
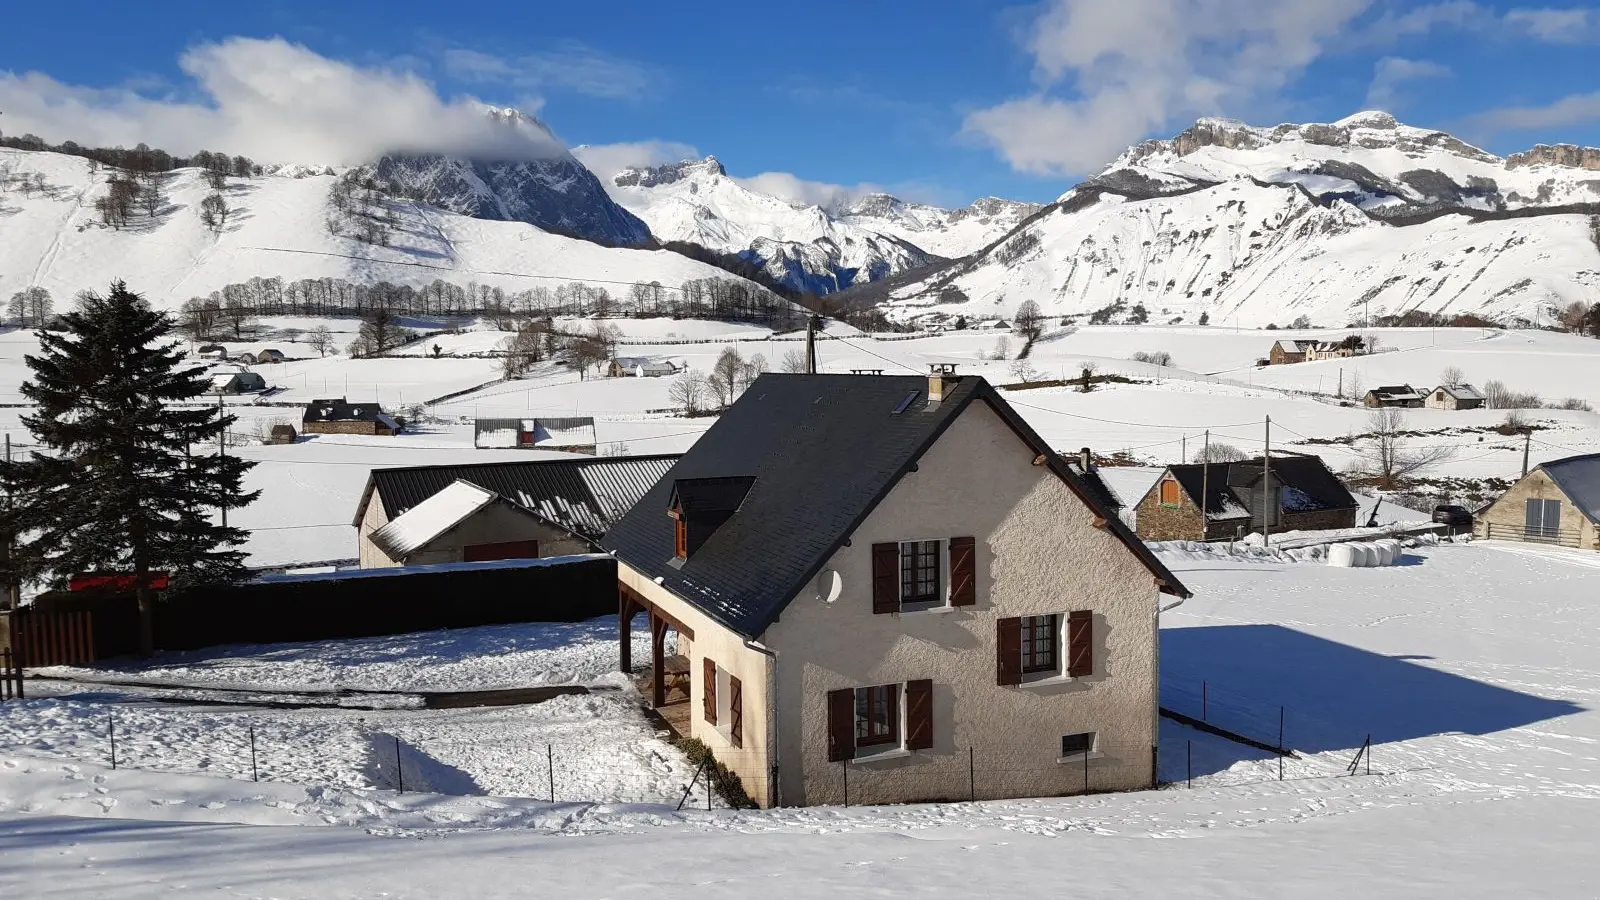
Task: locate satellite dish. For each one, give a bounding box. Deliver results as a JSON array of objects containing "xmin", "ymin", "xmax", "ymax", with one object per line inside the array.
[{"xmin": 815, "ymin": 569, "xmax": 843, "ymax": 604}]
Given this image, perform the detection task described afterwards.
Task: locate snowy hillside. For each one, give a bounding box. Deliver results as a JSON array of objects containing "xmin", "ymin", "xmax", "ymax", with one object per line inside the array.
[
  {"xmin": 886, "ymin": 112, "xmax": 1600, "ymax": 327},
  {"xmin": 607, "ymin": 157, "xmax": 936, "ymax": 294},
  {"xmin": 0, "ymin": 146, "xmax": 757, "ymax": 310}
]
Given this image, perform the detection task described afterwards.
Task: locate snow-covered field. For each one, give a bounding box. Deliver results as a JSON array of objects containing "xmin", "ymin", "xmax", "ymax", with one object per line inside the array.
[{"xmin": 3, "ymin": 538, "xmax": 1598, "ymax": 896}]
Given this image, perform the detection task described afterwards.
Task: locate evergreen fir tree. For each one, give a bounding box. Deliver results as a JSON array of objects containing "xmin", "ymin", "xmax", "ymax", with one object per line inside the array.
[{"xmin": 0, "ymin": 281, "xmax": 258, "ymax": 654}]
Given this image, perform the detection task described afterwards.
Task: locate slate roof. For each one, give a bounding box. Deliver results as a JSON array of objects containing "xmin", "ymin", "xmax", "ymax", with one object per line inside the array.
[
  {"xmin": 354, "ymin": 454, "xmax": 680, "ymax": 541},
  {"xmin": 304, "ymin": 398, "xmax": 394, "ymax": 425},
  {"xmin": 1433, "ymin": 383, "xmax": 1486, "ymax": 401},
  {"xmin": 1160, "ymin": 455, "xmax": 1358, "ymax": 521},
  {"xmin": 1366, "ymin": 385, "xmax": 1423, "ymax": 402},
  {"xmin": 1064, "ymin": 458, "xmax": 1123, "ymax": 511},
  {"xmin": 601, "ymin": 373, "xmax": 1188, "ymax": 639},
  {"xmin": 1537, "ymin": 453, "xmax": 1600, "ymax": 524}
]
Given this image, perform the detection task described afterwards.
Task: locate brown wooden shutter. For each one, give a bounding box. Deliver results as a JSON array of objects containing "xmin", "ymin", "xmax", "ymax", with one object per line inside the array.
[
  {"xmin": 996, "ymin": 617, "xmax": 1021, "ymax": 686},
  {"xmin": 703, "ymin": 657, "xmax": 718, "ymax": 725},
  {"xmin": 729, "ymin": 675, "xmax": 743, "ymax": 748},
  {"xmin": 904, "ymin": 679, "xmax": 933, "ymax": 750},
  {"xmin": 948, "ymin": 536, "xmax": 976, "ymax": 607},
  {"xmin": 1068, "ymin": 610, "xmax": 1094, "ymax": 677},
  {"xmin": 827, "ymin": 688, "xmax": 855, "ymax": 761},
  {"xmin": 871, "ymin": 542, "xmax": 899, "ymax": 614}
]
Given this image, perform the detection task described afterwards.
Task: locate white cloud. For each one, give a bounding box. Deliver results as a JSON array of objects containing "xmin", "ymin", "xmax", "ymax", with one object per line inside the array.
[
  {"xmin": 1465, "ymin": 91, "xmax": 1600, "ymax": 133},
  {"xmin": 1504, "ymin": 7, "xmax": 1600, "ymax": 42},
  {"xmin": 734, "ymin": 171, "xmax": 885, "ymax": 209},
  {"xmin": 570, "ymin": 140, "xmax": 701, "ymax": 182},
  {"xmin": 1365, "ymin": 57, "xmax": 1451, "ymax": 110},
  {"xmin": 0, "ymin": 37, "xmax": 563, "ymax": 165},
  {"xmin": 963, "ymin": 0, "xmax": 1374, "ymax": 176},
  {"xmin": 440, "ymin": 43, "xmax": 657, "ymax": 100}
]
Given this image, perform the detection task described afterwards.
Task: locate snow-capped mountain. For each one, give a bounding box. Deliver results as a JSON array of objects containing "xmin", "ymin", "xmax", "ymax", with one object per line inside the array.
[
  {"xmin": 0, "ymin": 146, "xmax": 757, "ymax": 312},
  {"xmin": 886, "ymin": 112, "xmax": 1600, "ymax": 327},
  {"xmin": 835, "ymin": 194, "xmax": 1041, "ymax": 260},
  {"xmin": 373, "ymin": 109, "xmax": 650, "ymax": 247},
  {"xmin": 607, "ymin": 156, "xmax": 936, "ymax": 294}
]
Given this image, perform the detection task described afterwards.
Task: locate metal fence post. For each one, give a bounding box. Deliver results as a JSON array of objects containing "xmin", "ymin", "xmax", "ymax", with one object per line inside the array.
[
  {"xmin": 968, "ymin": 747, "xmax": 975, "ymax": 803},
  {"xmin": 108, "ymin": 712, "xmax": 117, "ymax": 770},
  {"xmin": 1278, "ymin": 707, "xmax": 1285, "ymax": 782},
  {"xmin": 1186, "ymin": 740, "xmax": 1192, "ymax": 788},
  {"xmin": 249, "ymin": 725, "xmax": 258, "ymax": 782},
  {"xmin": 394, "ymin": 735, "xmax": 404, "ymax": 793},
  {"xmin": 548, "ymin": 744, "xmax": 555, "ymax": 802},
  {"xmin": 841, "ymin": 760, "xmax": 849, "ymax": 808},
  {"xmin": 1366, "ymin": 733, "xmax": 1371, "ymax": 776},
  {"xmin": 1083, "ymin": 746, "xmax": 1090, "ymax": 795}
]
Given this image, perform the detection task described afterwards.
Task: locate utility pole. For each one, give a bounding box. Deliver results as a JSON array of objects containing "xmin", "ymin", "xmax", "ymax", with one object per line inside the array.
[
  {"xmin": 217, "ymin": 393, "xmax": 227, "ymax": 528},
  {"xmin": 1338, "ymin": 367, "xmax": 1343, "ymax": 399},
  {"xmin": 1200, "ymin": 430, "xmax": 1210, "ymax": 542},
  {"xmin": 805, "ymin": 314, "xmax": 820, "ymax": 375},
  {"xmin": 1262, "ymin": 416, "xmax": 1272, "ymax": 549},
  {"xmin": 1181, "ymin": 434, "xmax": 1186, "ymax": 463},
  {"xmin": 1522, "ymin": 430, "xmax": 1532, "ymax": 478}
]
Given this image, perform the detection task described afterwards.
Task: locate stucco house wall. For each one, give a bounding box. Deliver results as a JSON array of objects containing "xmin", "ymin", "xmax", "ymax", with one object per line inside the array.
[
  {"xmin": 617, "ymin": 564, "xmax": 776, "ymax": 804},
  {"xmin": 358, "ymin": 492, "xmax": 591, "ymax": 568},
  {"xmin": 1476, "ymin": 470, "xmax": 1599, "ymax": 550},
  {"xmin": 762, "ymin": 400, "xmax": 1160, "ymax": 806}
]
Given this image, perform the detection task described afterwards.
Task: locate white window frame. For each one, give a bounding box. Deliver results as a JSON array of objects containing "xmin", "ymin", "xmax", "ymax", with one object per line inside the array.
[
  {"xmin": 1056, "ymin": 731, "xmax": 1103, "ymax": 764},
  {"xmin": 896, "ymin": 538, "xmax": 951, "ymax": 614},
  {"xmin": 1020, "ymin": 613, "xmax": 1071, "ymax": 686},
  {"xmin": 850, "ymin": 681, "xmax": 910, "ymax": 762}
]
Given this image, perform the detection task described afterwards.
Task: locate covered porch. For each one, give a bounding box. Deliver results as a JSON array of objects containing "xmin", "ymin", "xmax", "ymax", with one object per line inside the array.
[{"xmin": 619, "ymin": 583, "xmax": 696, "ymax": 734}]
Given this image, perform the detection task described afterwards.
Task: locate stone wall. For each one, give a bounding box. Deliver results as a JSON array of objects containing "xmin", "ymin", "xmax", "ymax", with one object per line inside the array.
[
  {"xmin": 1134, "ymin": 486, "xmax": 1206, "ymax": 541},
  {"xmin": 304, "ymin": 420, "xmax": 393, "ymax": 436},
  {"xmin": 1282, "ymin": 507, "xmax": 1359, "ymax": 532}
]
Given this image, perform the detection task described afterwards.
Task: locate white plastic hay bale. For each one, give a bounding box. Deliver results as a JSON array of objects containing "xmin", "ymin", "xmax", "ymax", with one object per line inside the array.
[
  {"xmin": 1352, "ymin": 543, "xmax": 1377, "ymax": 567},
  {"xmin": 1377, "ymin": 539, "xmax": 1404, "ymax": 566},
  {"xmin": 1328, "ymin": 543, "xmax": 1357, "ymax": 567}
]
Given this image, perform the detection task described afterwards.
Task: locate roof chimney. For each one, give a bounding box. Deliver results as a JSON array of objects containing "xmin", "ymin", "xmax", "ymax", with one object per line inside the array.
[
  {"xmin": 1079, "ymin": 447, "xmax": 1092, "ymax": 471},
  {"xmin": 928, "ymin": 363, "xmax": 958, "ymax": 403}
]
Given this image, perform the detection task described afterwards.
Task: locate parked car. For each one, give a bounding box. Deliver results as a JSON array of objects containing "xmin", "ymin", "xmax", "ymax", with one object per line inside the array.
[{"xmin": 1432, "ymin": 504, "xmax": 1473, "ymax": 533}]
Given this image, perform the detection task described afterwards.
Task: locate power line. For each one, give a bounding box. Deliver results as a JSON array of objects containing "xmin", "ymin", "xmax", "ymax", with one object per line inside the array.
[{"xmin": 1007, "ymin": 399, "xmax": 1265, "ymax": 431}]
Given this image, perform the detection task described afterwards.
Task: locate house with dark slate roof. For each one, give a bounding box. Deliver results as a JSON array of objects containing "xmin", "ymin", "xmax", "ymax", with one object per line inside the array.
[
  {"xmin": 352, "ymin": 454, "xmax": 678, "ymax": 568},
  {"xmin": 1131, "ymin": 455, "xmax": 1359, "ymax": 541},
  {"xmin": 601, "ymin": 368, "xmax": 1190, "ymax": 808},
  {"xmin": 1475, "ymin": 452, "xmax": 1600, "ymax": 550},
  {"xmin": 302, "ymin": 398, "xmax": 400, "ymax": 436}
]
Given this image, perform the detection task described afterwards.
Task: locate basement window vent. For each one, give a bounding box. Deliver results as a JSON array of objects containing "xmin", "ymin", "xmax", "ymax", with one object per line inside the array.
[{"xmin": 891, "ymin": 390, "xmax": 920, "ymax": 415}]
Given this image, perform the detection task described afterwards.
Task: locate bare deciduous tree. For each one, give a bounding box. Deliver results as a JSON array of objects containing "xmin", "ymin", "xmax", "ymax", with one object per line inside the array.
[
  {"xmin": 1008, "ymin": 358, "xmax": 1039, "ymax": 383},
  {"xmin": 199, "ymin": 191, "xmax": 230, "ymax": 232},
  {"xmin": 668, "ymin": 370, "xmax": 710, "ymax": 415},
  {"xmin": 1439, "ymin": 365, "xmax": 1464, "ymax": 387},
  {"xmin": 1077, "ymin": 361, "xmax": 1099, "ymax": 393},
  {"xmin": 780, "ymin": 348, "xmax": 809, "ymax": 374},
  {"xmin": 1192, "ymin": 442, "xmax": 1249, "ymax": 464},
  {"xmin": 1132, "ymin": 350, "xmax": 1174, "ymax": 367},
  {"xmin": 1350, "ymin": 408, "xmax": 1456, "ymax": 489},
  {"xmin": 307, "ymin": 325, "xmax": 335, "ymax": 358},
  {"xmin": 1013, "ymin": 300, "xmax": 1044, "ymax": 342}
]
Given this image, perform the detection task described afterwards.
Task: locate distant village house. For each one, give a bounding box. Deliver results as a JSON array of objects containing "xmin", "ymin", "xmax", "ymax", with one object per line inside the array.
[
  {"xmin": 208, "ymin": 367, "xmax": 267, "ymax": 395},
  {"xmin": 608, "ymin": 357, "xmax": 681, "ymax": 378},
  {"xmin": 1133, "ymin": 454, "xmax": 1358, "ymax": 541},
  {"xmin": 256, "ymin": 348, "xmax": 286, "ymax": 364},
  {"xmin": 302, "ymin": 398, "xmax": 401, "ymax": 436},
  {"xmin": 1424, "ymin": 383, "xmax": 1486, "ymax": 411},
  {"xmin": 1267, "ymin": 336, "xmax": 1365, "ymax": 365},
  {"xmin": 473, "ymin": 417, "xmax": 597, "ymax": 454},
  {"xmin": 1363, "ymin": 385, "xmax": 1424, "ymax": 408}
]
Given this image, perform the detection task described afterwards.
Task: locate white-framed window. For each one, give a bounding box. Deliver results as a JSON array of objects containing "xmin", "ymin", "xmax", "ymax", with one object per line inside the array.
[{"xmin": 1058, "ymin": 731, "xmax": 1099, "ymax": 763}]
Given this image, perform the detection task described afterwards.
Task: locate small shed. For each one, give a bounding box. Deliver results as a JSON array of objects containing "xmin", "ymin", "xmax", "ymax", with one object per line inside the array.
[
  {"xmin": 1425, "ymin": 383, "xmax": 1486, "ymax": 411},
  {"xmin": 210, "ymin": 369, "xmax": 268, "ymax": 395},
  {"xmin": 608, "ymin": 357, "xmax": 680, "ymax": 378},
  {"xmin": 268, "ymin": 424, "xmax": 298, "ymax": 445},
  {"xmin": 1364, "ymin": 385, "xmax": 1424, "ymax": 408},
  {"xmin": 233, "ymin": 353, "xmax": 258, "ymax": 365},
  {"xmin": 257, "ymin": 348, "xmax": 286, "ymax": 364},
  {"xmin": 474, "ymin": 417, "xmax": 597, "ymax": 454},
  {"xmin": 197, "ymin": 343, "xmax": 227, "ymax": 358}
]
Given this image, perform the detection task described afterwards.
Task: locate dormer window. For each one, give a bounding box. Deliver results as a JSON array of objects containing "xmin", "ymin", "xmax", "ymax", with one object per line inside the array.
[
  {"xmin": 674, "ymin": 512, "xmax": 688, "ymax": 559},
  {"xmin": 667, "ymin": 476, "xmax": 755, "ymax": 563}
]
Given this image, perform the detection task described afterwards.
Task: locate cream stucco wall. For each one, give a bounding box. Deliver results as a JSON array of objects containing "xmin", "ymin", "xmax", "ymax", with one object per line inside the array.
[
  {"xmin": 618, "ymin": 564, "xmax": 776, "ymax": 805},
  {"xmin": 358, "ymin": 492, "xmax": 592, "ymax": 568},
  {"xmin": 763, "ymin": 399, "xmax": 1162, "ymax": 806}
]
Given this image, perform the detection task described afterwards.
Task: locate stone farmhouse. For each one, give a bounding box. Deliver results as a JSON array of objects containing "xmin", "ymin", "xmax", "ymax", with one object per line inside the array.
[{"xmin": 1132, "ymin": 455, "xmax": 1358, "ymax": 541}]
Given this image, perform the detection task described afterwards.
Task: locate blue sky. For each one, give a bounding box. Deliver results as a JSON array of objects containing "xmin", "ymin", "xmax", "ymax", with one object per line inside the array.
[{"xmin": 2, "ymin": 0, "xmax": 1599, "ymax": 205}]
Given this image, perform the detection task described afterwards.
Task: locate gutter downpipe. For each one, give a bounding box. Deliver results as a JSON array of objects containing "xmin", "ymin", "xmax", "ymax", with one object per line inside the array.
[{"xmin": 743, "ymin": 636, "xmax": 779, "ymax": 808}]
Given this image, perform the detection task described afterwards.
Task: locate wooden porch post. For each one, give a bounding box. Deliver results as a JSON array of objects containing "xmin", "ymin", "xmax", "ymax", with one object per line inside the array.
[
  {"xmin": 650, "ymin": 611, "xmax": 668, "ymax": 709},
  {"xmin": 618, "ymin": 588, "xmax": 635, "ymax": 674}
]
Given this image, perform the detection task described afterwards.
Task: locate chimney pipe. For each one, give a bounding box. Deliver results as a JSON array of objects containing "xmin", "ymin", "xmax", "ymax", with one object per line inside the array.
[
  {"xmin": 928, "ymin": 363, "xmax": 957, "ymax": 402},
  {"xmin": 805, "ymin": 315, "xmax": 821, "ymax": 375},
  {"xmin": 1080, "ymin": 447, "xmax": 1092, "ymax": 471}
]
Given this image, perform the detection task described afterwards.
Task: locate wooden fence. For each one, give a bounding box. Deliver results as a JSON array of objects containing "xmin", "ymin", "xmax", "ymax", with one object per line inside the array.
[
  {"xmin": 7, "ymin": 608, "xmax": 96, "ymax": 667},
  {"xmin": 0, "ymin": 648, "xmax": 21, "ymax": 700}
]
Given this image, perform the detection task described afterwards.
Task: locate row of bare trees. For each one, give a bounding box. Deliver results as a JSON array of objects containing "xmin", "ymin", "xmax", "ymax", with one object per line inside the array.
[{"xmin": 667, "ymin": 347, "xmax": 770, "ymax": 414}]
